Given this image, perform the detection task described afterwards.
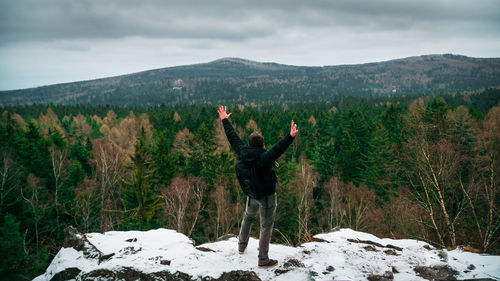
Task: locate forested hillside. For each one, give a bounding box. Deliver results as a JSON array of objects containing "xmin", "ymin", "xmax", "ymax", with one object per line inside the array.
[
  {"xmin": 1, "ymin": 90, "xmax": 499, "ymax": 280},
  {"xmin": 1, "ymin": 54, "xmax": 500, "ymax": 106}
]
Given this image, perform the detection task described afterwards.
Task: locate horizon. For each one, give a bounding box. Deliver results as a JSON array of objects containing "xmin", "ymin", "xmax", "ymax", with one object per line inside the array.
[
  {"xmin": 1, "ymin": 0, "xmax": 499, "ymax": 91},
  {"xmin": 1, "ymin": 53, "xmax": 497, "ymax": 91}
]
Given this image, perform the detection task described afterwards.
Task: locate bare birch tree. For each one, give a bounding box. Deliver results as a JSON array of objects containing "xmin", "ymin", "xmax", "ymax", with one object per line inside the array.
[
  {"xmin": 162, "ymin": 176, "xmax": 206, "ymax": 236},
  {"xmin": 211, "ymin": 185, "xmax": 234, "ymax": 237},
  {"xmin": 50, "ymin": 145, "xmax": 69, "ymax": 227},
  {"xmin": 406, "ymin": 102, "xmax": 467, "ymax": 248},
  {"xmin": 20, "ymin": 174, "xmax": 43, "ymax": 250},
  {"xmin": 92, "ymin": 139, "xmax": 126, "ymax": 231},
  {"xmin": 74, "ymin": 178, "xmax": 98, "ymax": 233},
  {"xmin": 343, "ymin": 183, "xmax": 375, "ymax": 231},
  {"xmin": 293, "ymin": 157, "xmax": 318, "ymax": 243},
  {"xmin": 475, "ymin": 105, "xmax": 500, "ymax": 251},
  {"xmin": 323, "ymin": 177, "xmax": 344, "ymax": 229}
]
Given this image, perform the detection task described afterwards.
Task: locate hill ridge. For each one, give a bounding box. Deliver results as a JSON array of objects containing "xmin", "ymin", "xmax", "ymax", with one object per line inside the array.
[{"xmin": 1, "ymin": 54, "xmax": 500, "ymax": 106}]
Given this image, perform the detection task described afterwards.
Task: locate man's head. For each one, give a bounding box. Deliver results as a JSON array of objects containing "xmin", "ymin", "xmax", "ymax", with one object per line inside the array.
[{"xmin": 249, "ymin": 131, "xmax": 264, "ymax": 147}]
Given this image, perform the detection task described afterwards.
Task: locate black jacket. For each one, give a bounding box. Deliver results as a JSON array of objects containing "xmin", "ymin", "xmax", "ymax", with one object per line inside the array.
[{"xmin": 222, "ymin": 118, "xmax": 294, "ymax": 197}]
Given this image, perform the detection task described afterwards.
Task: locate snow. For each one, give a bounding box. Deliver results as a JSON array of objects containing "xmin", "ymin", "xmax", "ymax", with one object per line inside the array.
[{"xmin": 33, "ymin": 228, "xmax": 500, "ymax": 281}]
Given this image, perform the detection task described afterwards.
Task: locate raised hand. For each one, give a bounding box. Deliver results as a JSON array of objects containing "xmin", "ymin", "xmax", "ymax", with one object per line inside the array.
[
  {"xmin": 290, "ymin": 120, "xmax": 299, "ymax": 137},
  {"xmin": 218, "ymin": 105, "xmax": 232, "ymax": 120}
]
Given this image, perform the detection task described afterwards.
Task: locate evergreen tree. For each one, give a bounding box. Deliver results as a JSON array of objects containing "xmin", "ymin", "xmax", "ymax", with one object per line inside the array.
[
  {"xmin": 362, "ymin": 121, "xmax": 396, "ymax": 202},
  {"xmin": 70, "ymin": 137, "xmax": 92, "ymax": 175},
  {"xmin": 106, "ymin": 128, "xmax": 163, "ymax": 230},
  {"xmin": 333, "ymin": 108, "xmax": 372, "ymax": 184},
  {"xmin": 380, "ymin": 104, "xmax": 405, "ymax": 147},
  {"xmin": 18, "ymin": 122, "xmax": 51, "ymax": 183},
  {"xmin": 312, "ymin": 142, "xmax": 336, "ymax": 180},
  {"xmin": 335, "ymin": 125, "xmax": 362, "ymax": 183},
  {"xmin": 187, "ymin": 122, "xmax": 217, "ymax": 182},
  {"xmin": 152, "ymin": 131, "xmax": 176, "ymax": 185},
  {"xmin": 0, "ymin": 214, "xmax": 26, "ymax": 278}
]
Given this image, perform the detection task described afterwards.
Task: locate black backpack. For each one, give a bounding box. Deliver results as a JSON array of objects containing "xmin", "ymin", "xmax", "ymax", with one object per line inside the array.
[{"xmin": 235, "ymin": 160, "xmax": 260, "ymax": 199}]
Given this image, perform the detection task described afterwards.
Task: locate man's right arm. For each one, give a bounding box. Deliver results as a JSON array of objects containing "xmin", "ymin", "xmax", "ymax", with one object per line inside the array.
[
  {"xmin": 261, "ymin": 133, "xmax": 294, "ymax": 163},
  {"xmin": 261, "ymin": 120, "xmax": 298, "ymax": 163},
  {"xmin": 222, "ymin": 118, "xmax": 244, "ymax": 155}
]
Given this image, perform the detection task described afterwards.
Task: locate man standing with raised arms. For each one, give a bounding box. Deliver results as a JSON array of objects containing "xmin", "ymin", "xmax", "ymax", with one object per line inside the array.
[{"xmin": 218, "ymin": 105, "xmax": 298, "ymax": 268}]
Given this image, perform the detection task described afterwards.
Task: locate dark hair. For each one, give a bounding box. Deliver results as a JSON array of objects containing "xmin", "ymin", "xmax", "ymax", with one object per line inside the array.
[{"xmin": 249, "ymin": 131, "xmax": 264, "ymax": 147}]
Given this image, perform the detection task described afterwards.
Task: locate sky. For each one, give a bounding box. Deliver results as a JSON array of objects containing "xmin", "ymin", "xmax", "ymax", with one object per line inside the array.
[{"xmin": 1, "ymin": 0, "xmax": 500, "ymax": 91}]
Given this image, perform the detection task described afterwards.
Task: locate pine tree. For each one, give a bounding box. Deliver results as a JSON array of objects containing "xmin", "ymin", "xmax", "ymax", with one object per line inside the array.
[
  {"xmin": 152, "ymin": 131, "xmax": 176, "ymax": 186},
  {"xmin": 334, "ymin": 125, "xmax": 362, "ymax": 184},
  {"xmin": 187, "ymin": 122, "xmax": 217, "ymax": 181},
  {"xmin": 105, "ymin": 128, "xmax": 163, "ymax": 230},
  {"xmin": 0, "ymin": 214, "xmax": 26, "ymax": 277},
  {"xmin": 362, "ymin": 121, "xmax": 396, "ymax": 202}
]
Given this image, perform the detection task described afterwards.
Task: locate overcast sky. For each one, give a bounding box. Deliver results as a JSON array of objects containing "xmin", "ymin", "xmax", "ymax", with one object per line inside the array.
[{"xmin": 1, "ymin": 0, "xmax": 499, "ymax": 90}]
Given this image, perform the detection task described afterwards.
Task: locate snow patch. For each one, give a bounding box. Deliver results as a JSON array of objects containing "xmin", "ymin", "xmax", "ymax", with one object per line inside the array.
[{"xmin": 34, "ymin": 228, "xmax": 500, "ymax": 281}]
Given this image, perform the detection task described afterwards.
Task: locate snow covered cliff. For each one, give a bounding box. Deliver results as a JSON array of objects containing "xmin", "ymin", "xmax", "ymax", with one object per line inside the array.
[{"xmin": 34, "ymin": 228, "xmax": 500, "ymax": 281}]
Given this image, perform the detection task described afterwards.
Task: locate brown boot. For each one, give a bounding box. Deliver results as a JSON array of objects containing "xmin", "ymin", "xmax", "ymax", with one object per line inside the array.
[{"xmin": 258, "ymin": 259, "xmax": 278, "ymax": 268}]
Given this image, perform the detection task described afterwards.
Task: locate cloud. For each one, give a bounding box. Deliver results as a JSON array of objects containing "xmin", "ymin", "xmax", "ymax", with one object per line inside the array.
[
  {"xmin": 1, "ymin": 0, "xmax": 499, "ymax": 44},
  {"xmin": 0, "ymin": 0, "xmax": 499, "ymax": 90}
]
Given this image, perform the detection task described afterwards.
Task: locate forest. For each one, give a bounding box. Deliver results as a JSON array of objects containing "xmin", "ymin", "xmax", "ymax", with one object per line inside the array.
[{"xmin": 0, "ymin": 89, "xmax": 499, "ymax": 280}]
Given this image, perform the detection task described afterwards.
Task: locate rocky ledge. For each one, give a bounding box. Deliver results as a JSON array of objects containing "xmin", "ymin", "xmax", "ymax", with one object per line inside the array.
[{"xmin": 34, "ymin": 227, "xmax": 500, "ymax": 281}]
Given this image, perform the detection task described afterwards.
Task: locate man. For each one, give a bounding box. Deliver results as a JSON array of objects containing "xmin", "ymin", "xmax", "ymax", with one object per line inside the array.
[{"xmin": 218, "ymin": 105, "xmax": 298, "ymax": 268}]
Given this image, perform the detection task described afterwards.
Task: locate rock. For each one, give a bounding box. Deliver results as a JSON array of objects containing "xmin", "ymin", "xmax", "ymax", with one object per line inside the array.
[
  {"xmin": 217, "ymin": 234, "xmax": 238, "ymax": 241},
  {"xmin": 50, "ymin": 267, "xmax": 81, "ymax": 281},
  {"xmin": 274, "ymin": 269, "xmax": 291, "ymax": 276},
  {"xmin": 283, "ymin": 258, "xmax": 305, "ymax": 268},
  {"xmin": 384, "ymin": 249, "xmax": 399, "ymax": 256},
  {"xmin": 152, "ymin": 271, "xmax": 193, "ymax": 281},
  {"xmin": 312, "ymin": 237, "xmax": 329, "ymax": 243},
  {"xmin": 423, "ymin": 244, "xmax": 432, "ymax": 250},
  {"xmin": 125, "ymin": 238, "xmax": 137, "ymax": 242},
  {"xmin": 367, "ymin": 271, "xmax": 394, "ymax": 281},
  {"xmin": 385, "ymin": 244, "xmax": 403, "ymax": 251},
  {"xmin": 120, "ymin": 246, "xmax": 142, "ymax": 255},
  {"xmin": 391, "ymin": 266, "xmax": 399, "ymax": 273},
  {"xmin": 63, "ymin": 226, "xmax": 105, "ymax": 262},
  {"xmin": 59, "ymin": 267, "xmax": 260, "ymax": 281},
  {"xmin": 80, "ymin": 269, "xmax": 121, "ymax": 280},
  {"xmin": 274, "ymin": 259, "xmax": 306, "ymax": 277},
  {"xmin": 460, "ymin": 278, "xmax": 498, "ymax": 281},
  {"xmin": 326, "ymin": 265, "xmax": 335, "ymax": 272},
  {"xmin": 81, "ymin": 267, "xmax": 193, "ymax": 281},
  {"xmin": 364, "ymin": 245, "xmax": 379, "ymax": 252},
  {"xmin": 196, "ymin": 246, "xmax": 216, "ymax": 252},
  {"xmin": 438, "ymin": 250, "xmax": 448, "ymax": 262},
  {"xmin": 100, "ymin": 252, "xmax": 115, "ymax": 262},
  {"xmin": 160, "ymin": 259, "xmax": 171, "ymax": 265},
  {"xmin": 414, "ymin": 264, "xmax": 459, "ymax": 280},
  {"xmin": 214, "ymin": 270, "xmax": 261, "ymax": 281},
  {"xmin": 347, "ymin": 238, "xmax": 402, "ymax": 251},
  {"xmin": 383, "ymin": 271, "xmax": 394, "ymax": 279},
  {"xmin": 467, "ymin": 264, "xmax": 476, "ymax": 270}
]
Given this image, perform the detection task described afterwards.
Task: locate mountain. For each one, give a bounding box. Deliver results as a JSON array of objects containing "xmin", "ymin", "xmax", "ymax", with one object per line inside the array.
[
  {"xmin": 1, "ymin": 54, "xmax": 500, "ymax": 106},
  {"xmin": 33, "ymin": 227, "xmax": 499, "ymax": 281}
]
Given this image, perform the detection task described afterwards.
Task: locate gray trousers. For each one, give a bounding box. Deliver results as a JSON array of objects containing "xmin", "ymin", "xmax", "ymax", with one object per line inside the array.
[{"xmin": 238, "ymin": 193, "xmax": 277, "ymax": 265}]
